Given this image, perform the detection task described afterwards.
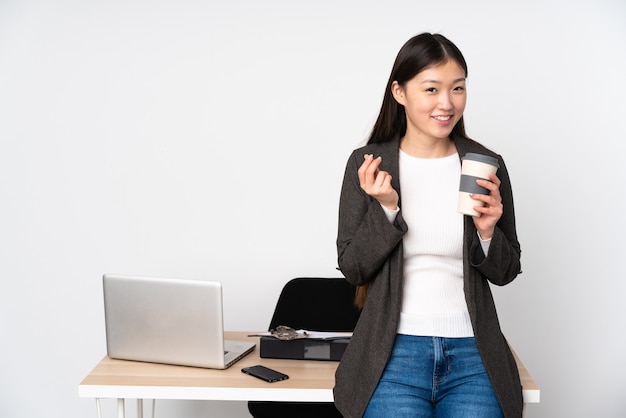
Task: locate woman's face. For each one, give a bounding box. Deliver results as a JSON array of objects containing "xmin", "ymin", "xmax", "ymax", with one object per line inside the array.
[{"xmin": 392, "ymin": 60, "xmax": 467, "ymax": 144}]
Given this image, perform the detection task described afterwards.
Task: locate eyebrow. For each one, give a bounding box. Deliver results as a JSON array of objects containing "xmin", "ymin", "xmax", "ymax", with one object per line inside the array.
[{"xmin": 420, "ymin": 77, "xmax": 466, "ymax": 84}]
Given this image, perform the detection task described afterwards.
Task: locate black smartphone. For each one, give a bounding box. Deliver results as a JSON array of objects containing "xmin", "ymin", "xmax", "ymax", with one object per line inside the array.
[{"xmin": 241, "ymin": 365, "xmax": 289, "ymax": 383}]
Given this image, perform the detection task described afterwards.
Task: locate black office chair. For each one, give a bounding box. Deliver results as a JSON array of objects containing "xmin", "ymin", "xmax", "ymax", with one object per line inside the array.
[{"xmin": 247, "ymin": 277, "xmax": 361, "ymax": 418}]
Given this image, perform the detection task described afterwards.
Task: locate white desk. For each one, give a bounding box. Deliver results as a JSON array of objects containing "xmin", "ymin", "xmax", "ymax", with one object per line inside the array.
[{"xmin": 79, "ymin": 332, "xmax": 540, "ymax": 417}]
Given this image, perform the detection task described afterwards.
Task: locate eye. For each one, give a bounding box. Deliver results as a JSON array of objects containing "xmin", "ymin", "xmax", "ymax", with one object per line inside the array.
[
  {"xmin": 453, "ymin": 85, "xmax": 465, "ymax": 92},
  {"xmin": 425, "ymin": 87, "xmax": 437, "ymax": 93}
]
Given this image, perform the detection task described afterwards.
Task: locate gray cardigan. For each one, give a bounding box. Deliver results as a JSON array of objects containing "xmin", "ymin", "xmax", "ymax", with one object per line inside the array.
[{"xmin": 334, "ymin": 136, "xmax": 523, "ymax": 418}]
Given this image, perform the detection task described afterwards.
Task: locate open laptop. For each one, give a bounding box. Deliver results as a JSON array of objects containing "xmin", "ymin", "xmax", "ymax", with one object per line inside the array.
[{"xmin": 103, "ymin": 274, "xmax": 255, "ymax": 369}]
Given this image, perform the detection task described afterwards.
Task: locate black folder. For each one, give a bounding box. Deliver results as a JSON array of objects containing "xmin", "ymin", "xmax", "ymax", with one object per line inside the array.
[{"xmin": 259, "ymin": 336, "xmax": 350, "ymax": 361}]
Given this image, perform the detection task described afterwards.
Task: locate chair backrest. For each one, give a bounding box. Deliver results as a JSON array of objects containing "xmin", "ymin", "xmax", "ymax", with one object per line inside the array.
[{"xmin": 268, "ymin": 277, "xmax": 361, "ymax": 332}]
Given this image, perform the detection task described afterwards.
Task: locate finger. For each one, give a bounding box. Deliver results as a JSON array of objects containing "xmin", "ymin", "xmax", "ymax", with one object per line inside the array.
[
  {"xmin": 470, "ymin": 193, "xmax": 490, "ymax": 205},
  {"xmin": 476, "ymin": 178, "xmax": 498, "ymax": 193},
  {"xmin": 471, "ymin": 192, "xmax": 502, "ymax": 210},
  {"xmin": 383, "ymin": 172, "xmax": 393, "ymax": 188},
  {"xmin": 487, "ymin": 173, "xmax": 501, "ymax": 187},
  {"xmin": 366, "ymin": 156, "xmax": 382, "ymax": 176},
  {"xmin": 476, "ymin": 179, "xmax": 502, "ymax": 203},
  {"xmin": 373, "ymin": 170, "xmax": 390, "ymax": 190},
  {"xmin": 358, "ymin": 154, "xmax": 373, "ymax": 172},
  {"xmin": 358, "ymin": 155, "xmax": 375, "ymax": 186},
  {"xmin": 364, "ymin": 157, "xmax": 382, "ymax": 186}
]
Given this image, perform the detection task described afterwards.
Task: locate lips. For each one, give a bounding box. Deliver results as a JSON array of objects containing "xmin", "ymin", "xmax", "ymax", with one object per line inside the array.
[{"xmin": 433, "ymin": 115, "xmax": 452, "ymax": 121}]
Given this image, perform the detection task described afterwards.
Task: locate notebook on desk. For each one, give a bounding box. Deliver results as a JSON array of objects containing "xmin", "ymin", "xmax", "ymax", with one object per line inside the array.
[{"xmin": 102, "ymin": 274, "xmax": 255, "ymax": 369}]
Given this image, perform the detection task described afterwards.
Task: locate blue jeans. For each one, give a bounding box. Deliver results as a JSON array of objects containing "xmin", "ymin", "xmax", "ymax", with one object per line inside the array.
[{"xmin": 364, "ymin": 334, "xmax": 503, "ymax": 418}]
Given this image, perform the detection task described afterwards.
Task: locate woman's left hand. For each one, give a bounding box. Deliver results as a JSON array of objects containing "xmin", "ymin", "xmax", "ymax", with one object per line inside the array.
[{"xmin": 471, "ymin": 173, "xmax": 503, "ymax": 240}]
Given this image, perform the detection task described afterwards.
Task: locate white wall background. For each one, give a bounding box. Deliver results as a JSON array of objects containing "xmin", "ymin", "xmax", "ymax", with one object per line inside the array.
[{"xmin": 1, "ymin": 0, "xmax": 624, "ymax": 417}]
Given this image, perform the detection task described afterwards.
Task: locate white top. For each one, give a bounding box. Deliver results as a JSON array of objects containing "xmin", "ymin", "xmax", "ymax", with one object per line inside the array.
[{"xmin": 395, "ymin": 150, "xmax": 474, "ymax": 338}]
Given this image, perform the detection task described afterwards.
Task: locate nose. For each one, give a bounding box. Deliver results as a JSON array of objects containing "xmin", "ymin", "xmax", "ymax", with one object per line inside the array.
[{"xmin": 438, "ymin": 92, "xmax": 453, "ymax": 110}]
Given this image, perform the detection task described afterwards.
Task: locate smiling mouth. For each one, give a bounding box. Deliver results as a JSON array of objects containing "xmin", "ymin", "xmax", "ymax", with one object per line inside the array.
[{"xmin": 433, "ymin": 115, "xmax": 452, "ymax": 121}]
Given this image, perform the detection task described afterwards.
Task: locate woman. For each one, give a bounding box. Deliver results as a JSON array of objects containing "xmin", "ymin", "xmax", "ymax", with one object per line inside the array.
[{"xmin": 334, "ymin": 33, "xmax": 523, "ymax": 417}]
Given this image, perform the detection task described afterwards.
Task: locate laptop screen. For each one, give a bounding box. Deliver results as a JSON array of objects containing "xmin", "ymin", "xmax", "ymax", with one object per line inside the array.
[{"xmin": 103, "ymin": 274, "xmax": 230, "ymax": 368}]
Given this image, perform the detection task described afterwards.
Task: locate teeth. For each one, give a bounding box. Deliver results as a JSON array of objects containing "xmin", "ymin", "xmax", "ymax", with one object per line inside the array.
[{"xmin": 434, "ymin": 116, "xmax": 452, "ymax": 121}]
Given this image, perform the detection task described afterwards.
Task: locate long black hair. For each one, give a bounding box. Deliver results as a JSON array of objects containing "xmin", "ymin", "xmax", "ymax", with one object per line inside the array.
[{"xmin": 368, "ymin": 33, "xmax": 469, "ymax": 144}]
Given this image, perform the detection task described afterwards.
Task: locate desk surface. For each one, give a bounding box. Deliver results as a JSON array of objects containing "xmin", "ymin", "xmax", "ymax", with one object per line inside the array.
[{"xmin": 79, "ymin": 332, "xmax": 540, "ymax": 403}]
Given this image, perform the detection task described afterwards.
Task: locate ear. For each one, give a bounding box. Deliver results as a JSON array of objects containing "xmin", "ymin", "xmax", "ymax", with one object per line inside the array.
[{"xmin": 391, "ymin": 81, "xmax": 406, "ymax": 105}]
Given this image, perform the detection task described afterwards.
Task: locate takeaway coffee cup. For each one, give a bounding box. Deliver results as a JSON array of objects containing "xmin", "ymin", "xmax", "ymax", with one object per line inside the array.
[{"xmin": 458, "ymin": 153, "xmax": 499, "ymax": 216}]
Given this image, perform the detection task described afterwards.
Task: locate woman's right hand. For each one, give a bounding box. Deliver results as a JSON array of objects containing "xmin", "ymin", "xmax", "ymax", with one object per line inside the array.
[{"xmin": 358, "ymin": 154, "xmax": 399, "ymax": 210}]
